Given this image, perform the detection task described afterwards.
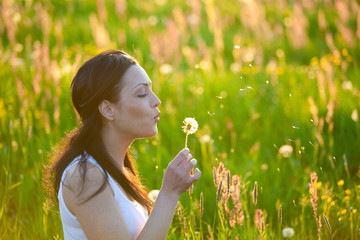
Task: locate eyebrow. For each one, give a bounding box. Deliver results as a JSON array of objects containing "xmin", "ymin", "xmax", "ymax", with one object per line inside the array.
[{"xmin": 133, "ymin": 82, "xmax": 152, "ymax": 90}]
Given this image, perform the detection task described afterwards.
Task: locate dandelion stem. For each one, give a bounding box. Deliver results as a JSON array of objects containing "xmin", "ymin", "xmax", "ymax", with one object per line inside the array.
[{"xmin": 185, "ymin": 133, "xmax": 189, "ymax": 148}]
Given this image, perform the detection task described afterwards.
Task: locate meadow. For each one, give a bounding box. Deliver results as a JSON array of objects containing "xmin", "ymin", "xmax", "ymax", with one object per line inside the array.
[{"xmin": 0, "ymin": 0, "xmax": 359, "ymax": 239}]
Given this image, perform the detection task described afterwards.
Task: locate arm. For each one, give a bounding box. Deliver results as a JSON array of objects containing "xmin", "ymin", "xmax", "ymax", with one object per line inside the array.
[
  {"xmin": 137, "ymin": 148, "xmax": 201, "ymax": 240},
  {"xmin": 63, "ymin": 148, "xmax": 200, "ymax": 240}
]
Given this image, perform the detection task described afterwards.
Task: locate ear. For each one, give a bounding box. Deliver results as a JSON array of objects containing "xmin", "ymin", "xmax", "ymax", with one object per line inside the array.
[{"xmin": 98, "ymin": 100, "xmax": 115, "ymax": 120}]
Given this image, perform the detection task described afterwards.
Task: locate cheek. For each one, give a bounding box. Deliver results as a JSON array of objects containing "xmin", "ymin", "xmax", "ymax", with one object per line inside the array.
[{"xmin": 126, "ymin": 103, "xmax": 147, "ymax": 119}]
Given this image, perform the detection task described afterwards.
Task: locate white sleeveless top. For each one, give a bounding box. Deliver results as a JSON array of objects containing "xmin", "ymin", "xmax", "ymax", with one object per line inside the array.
[{"xmin": 58, "ymin": 154, "xmax": 148, "ymax": 239}]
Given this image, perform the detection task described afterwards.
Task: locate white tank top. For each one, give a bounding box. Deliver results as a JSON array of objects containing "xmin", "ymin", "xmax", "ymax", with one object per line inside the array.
[{"xmin": 58, "ymin": 154, "xmax": 148, "ymax": 239}]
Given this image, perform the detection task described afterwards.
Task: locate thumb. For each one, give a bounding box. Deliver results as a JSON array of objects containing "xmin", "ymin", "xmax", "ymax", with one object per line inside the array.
[{"xmin": 191, "ymin": 168, "xmax": 201, "ymax": 182}]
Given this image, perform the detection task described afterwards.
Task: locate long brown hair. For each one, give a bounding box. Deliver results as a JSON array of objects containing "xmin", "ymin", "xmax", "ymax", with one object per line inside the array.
[{"xmin": 48, "ymin": 50, "xmax": 152, "ymax": 213}]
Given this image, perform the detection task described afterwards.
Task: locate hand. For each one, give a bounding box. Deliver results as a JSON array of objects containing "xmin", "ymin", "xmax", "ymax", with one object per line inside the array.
[{"xmin": 160, "ymin": 148, "xmax": 201, "ymax": 199}]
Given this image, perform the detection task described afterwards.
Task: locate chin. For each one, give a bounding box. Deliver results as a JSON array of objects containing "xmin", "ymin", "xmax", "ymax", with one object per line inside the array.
[{"xmin": 140, "ymin": 128, "xmax": 158, "ymax": 139}]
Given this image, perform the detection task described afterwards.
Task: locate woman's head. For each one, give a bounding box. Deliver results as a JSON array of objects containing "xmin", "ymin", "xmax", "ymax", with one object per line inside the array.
[
  {"xmin": 71, "ymin": 50, "xmax": 161, "ymax": 140},
  {"xmin": 71, "ymin": 50, "xmax": 138, "ymax": 121}
]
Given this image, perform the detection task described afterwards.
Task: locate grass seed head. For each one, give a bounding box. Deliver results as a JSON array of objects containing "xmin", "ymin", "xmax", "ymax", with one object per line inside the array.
[{"xmin": 253, "ymin": 181, "xmax": 258, "ymax": 205}]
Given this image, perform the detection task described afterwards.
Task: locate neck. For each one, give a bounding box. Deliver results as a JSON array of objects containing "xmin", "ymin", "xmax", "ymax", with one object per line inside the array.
[{"xmin": 101, "ymin": 125, "xmax": 134, "ymax": 169}]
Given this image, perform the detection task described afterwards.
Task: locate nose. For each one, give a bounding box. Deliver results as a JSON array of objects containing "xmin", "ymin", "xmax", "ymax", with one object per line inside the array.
[{"xmin": 152, "ymin": 92, "xmax": 161, "ymax": 108}]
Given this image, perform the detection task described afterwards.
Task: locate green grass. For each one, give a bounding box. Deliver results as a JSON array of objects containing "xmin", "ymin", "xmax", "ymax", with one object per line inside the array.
[{"xmin": 1, "ymin": 0, "xmax": 359, "ymax": 239}]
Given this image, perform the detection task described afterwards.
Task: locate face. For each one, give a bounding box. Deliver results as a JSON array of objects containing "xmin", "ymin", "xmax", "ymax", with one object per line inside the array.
[{"xmin": 109, "ymin": 65, "xmax": 161, "ymax": 140}]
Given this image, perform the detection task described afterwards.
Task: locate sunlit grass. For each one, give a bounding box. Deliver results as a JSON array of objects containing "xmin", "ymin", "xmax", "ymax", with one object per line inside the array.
[{"xmin": 1, "ymin": 0, "xmax": 359, "ymax": 239}]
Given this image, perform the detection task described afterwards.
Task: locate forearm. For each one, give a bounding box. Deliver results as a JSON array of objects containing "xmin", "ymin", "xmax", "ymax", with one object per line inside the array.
[{"xmin": 136, "ymin": 189, "xmax": 180, "ymax": 240}]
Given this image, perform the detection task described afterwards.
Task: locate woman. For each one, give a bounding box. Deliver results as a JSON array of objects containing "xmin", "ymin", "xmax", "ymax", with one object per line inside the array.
[{"xmin": 50, "ymin": 50, "xmax": 201, "ymax": 239}]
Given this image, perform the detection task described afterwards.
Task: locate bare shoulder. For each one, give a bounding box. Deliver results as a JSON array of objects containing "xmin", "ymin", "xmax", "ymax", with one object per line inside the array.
[
  {"xmin": 62, "ymin": 161, "xmax": 132, "ymax": 239},
  {"xmin": 62, "ymin": 161, "xmax": 112, "ymax": 213}
]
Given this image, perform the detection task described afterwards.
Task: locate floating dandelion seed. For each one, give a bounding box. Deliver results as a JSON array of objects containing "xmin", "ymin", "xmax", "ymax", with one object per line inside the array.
[
  {"xmin": 292, "ymin": 126, "xmax": 299, "ymax": 129},
  {"xmin": 182, "ymin": 117, "xmax": 198, "ymax": 148},
  {"xmin": 216, "ymin": 96, "xmax": 223, "ymax": 99},
  {"xmin": 234, "ymin": 45, "xmax": 240, "ymax": 49},
  {"xmin": 249, "ymin": 64, "xmax": 252, "ymax": 67},
  {"xmin": 207, "ymin": 111, "xmax": 215, "ymax": 116},
  {"xmin": 266, "ymin": 80, "xmax": 269, "ymax": 84},
  {"xmin": 240, "ymin": 86, "xmax": 254, "ymax": 91}
]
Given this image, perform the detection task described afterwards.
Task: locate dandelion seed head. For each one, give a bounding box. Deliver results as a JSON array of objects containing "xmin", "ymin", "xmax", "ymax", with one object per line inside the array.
[
  {"xmin": 182, "ymin": 118, "xmax": 198, "ymax": 134},
  {"xmin": 282, "ymin": 227, "xmax": 295, "ymax": 238},
  {"xmin": 279, "ymin": 145, "xmax": 293, "ymax": 158},
  {"xmin": 148, "ymin": 189, "xmax": 160, "ymax": 202}
]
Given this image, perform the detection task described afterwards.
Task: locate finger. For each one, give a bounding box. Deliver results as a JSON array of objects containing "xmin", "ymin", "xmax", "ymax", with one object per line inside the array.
[
  {"xmin": 190, "ymin": 168, "xmax": 201, "ymax": 182},
  {"xmin": 185, "ymin": 159, "xmax": 197, "ymax": 172},
  {"xmin": 179, "ymin": 153, "xmax": 192, "ymax": 167},
  {"xmin": 171, "ymin": 148, "xmax": 190, "ymax": 166}
]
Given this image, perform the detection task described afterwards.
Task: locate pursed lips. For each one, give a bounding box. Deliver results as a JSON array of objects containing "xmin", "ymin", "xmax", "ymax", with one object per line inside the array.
[{"xmin": 154, "ymin": 111, "xmax": 160, "ymax": 120}]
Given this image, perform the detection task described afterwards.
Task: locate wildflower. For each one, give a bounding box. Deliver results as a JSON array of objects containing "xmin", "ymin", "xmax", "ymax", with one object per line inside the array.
[
  {"xmin": 352, "ymin": 209, "xmax": 357, "ymax": 214},
  {"xmin": 279, "ymin": 145, "xmax": 293, "ymax": 158},
  {"xmin": 344, "ymin": 196, "xmax": 350, "ymax": 201},
  {"xmin": 316, "ymin": 181, "xmax": 322, "ymax": 189},
  {"xmin": 309, "ymin": 172, "xmax": 322, "ymax": 235},
  {"xmin": 345, "ymin": 189, "xmax": 351, "ymax": 195},
  {"xmin": 337, "ymin": 179, "xmax": 344, "ymax": 186},
  {"xmin": 282, "ymin": 227, "xmax": 295, "ymax": 238},
  {"xmin": 341, "ymin": 209, "xmax": 347, "ymax": 215},
  {"xmin": 229, "ymin": 209, "xmax": 236, "ymax": 227},
  {"xmin": 148, "ymin": 189, "xmax": 160, "ymax": 202},
  {"xmin": 254, "ymin": 209, "xmax": 264, "ymax": 233},
  {"xmin": 182, "ymin": 117, "xmax": 198, "ymax": 148},
  {"xmin": 327, "ymin": 197, "xmax": 332, "ymax": 203}
]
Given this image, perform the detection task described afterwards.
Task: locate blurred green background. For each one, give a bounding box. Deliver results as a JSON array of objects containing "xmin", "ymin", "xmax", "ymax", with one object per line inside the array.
[{"xmin": 0, "ymin": 0, "xmax": 359, "ymax": 239}]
